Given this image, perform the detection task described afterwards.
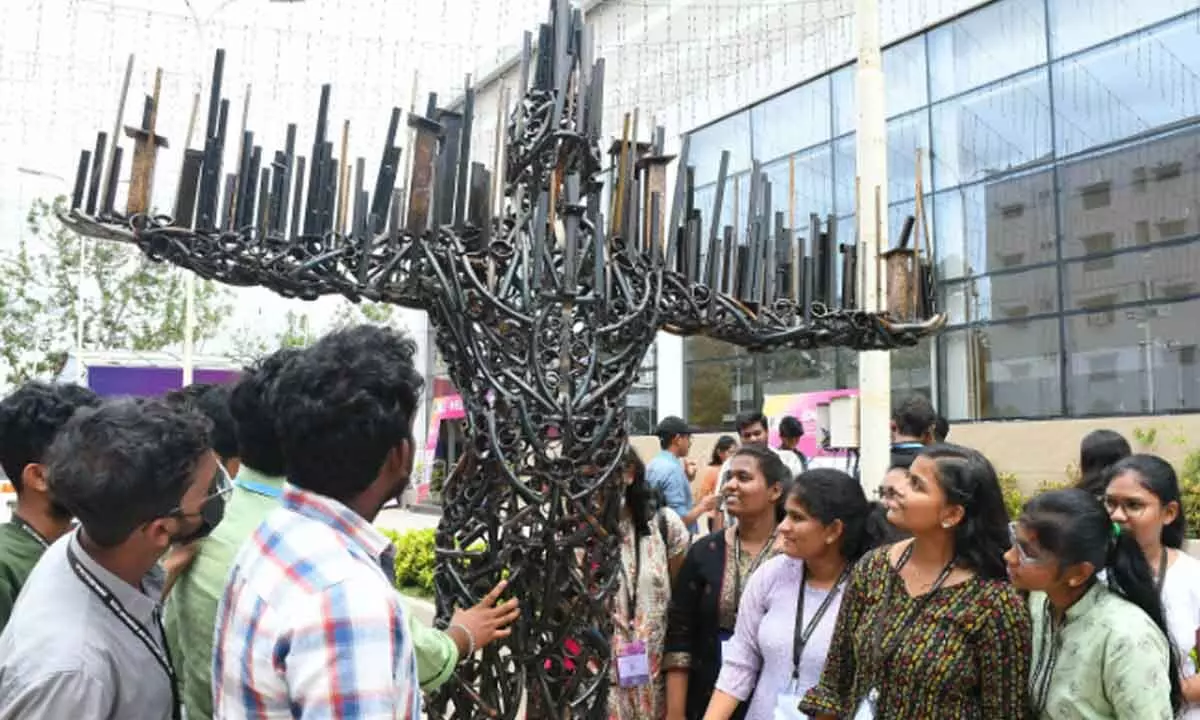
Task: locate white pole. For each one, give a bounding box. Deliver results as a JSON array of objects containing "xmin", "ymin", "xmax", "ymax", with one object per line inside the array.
[
  {"xmin": 182, "ymin": 273, "xmax": 196, "ymax": 385},
  {"xmin": 75, "ymin": 237, "xmax": 86, "ymax": 355},
  {"xmin": 855, "ymin": 0, "xmax": 891, "ymax": 496}
]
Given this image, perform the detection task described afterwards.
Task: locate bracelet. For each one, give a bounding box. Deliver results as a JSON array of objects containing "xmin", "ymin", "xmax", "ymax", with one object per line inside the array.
[{"xmin": 448, "ymin": 623, "xmax": 477, "ymax": 658}]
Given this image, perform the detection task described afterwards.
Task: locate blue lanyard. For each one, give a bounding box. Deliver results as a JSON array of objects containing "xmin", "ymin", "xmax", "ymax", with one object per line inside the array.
[{"xmin": 235, "ymin": 478, "xmax": 283, "ymax": 499}]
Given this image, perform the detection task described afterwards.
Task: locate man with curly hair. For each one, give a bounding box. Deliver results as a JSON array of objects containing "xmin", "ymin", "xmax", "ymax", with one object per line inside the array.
[{"xmin": 0, "ymin": 381, "xmax": 99, "ymax": 629}]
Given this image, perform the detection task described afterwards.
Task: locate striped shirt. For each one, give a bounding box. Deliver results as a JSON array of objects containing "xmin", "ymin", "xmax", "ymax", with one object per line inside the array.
[{"xmin": 212, "ymin": 485, "xmax": 420, "ymax": 720}]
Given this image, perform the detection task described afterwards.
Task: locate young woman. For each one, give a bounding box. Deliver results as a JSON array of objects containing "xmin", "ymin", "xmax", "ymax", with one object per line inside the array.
[
  {"xmin": 609, "ymin": 450, "xmax": 691, "ymax": 720},
  {"xmin": 693, "ymin": 436, "xmax": 738, "ymax": 534},
  {"xmin": 1104, "ymin": 454, "xmax": 1200, "ymax": 718},
  {"xmin": 702, "ymin": 469, "xmax": 896, "ymax": 720},
  {"xmin": 1008, "ymin": 487, "xmax": 1180, "ymax": 718},
  {"xmin": 799, "ymin": 444, "xmax": 1030, "ymax": 718},
  {"xmin": 1076, "ymin": 428, "xmax": 1131, "ymax": 499},
  {"xmin": 664, "ymin": 445, "xmax": 787, "ymax": 720}
]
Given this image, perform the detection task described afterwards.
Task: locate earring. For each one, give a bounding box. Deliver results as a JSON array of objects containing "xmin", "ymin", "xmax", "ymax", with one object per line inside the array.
[
  {"xmin": 825, "ymin": 538, "xmax": 834, "ymax": 545},
  {"xmin": 941, "ymin": 521, "xmax": 952, "ymax": 529}
]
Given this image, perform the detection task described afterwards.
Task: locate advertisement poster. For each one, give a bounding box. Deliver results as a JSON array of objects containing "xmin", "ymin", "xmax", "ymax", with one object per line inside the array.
[
  {"xmin": 762, "ymin": 389, "xmax": 859, "ymax": 468},
  {"xmin": 412, "ymin": 394, "xmax": 466, "ymax": 503}
]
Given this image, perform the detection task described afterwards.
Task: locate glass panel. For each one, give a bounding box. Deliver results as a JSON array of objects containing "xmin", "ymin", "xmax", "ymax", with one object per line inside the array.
[
  {"xmin": 832, "ymin": 114, "xmax": 933, "ymax": 211},
  {"xmin": 686, "ymin": 358, "xmax": 755, "ymax": 430},
  {"xmin": 684, "ymin": 336, "xmax": 745, "ymax": 362},
  {"xmin": 761, "ymin": 144, "xmax": 834, "ymax": 237},
  {"xmin": 1048, "ymin": 0, "xmax": 1198, "ymax": 58},
  {"xmin": 1058, "ymin": 127, "xmax": 1200, "ymax": 258},
  {"xmin": 892, "ymin": 337, "xmax": 934, "ymax": 399},
  {"xmin": 626, "ymin": 368, "xmax": 657, "ymax": 435},
  {"xmin": 750, "ymin": 78, "xmax": 832, "ymax": 162},
  {"xmin": 757, "ymin": 348, "xmax": 839, "ymax": 396},
  {"xmin": 1065, "ymin": 297, "xmax": 1200, "ymax": 414},
  {"xmin": 687, "ymin": 113, "xmax": 753, "ymax": 185},
  {"xmin": 1064, "ymin": 240, "xmax": 1200, "ymax": 310},
  {"xmin": 833, "ymin": 134, "xmax": 856, "ymax": 214},
  {"xmin": 933, "ymin": 169, "xmax": 1057, "ymax": 279},
  {"xmin": 928, "ymin": 0, "xmax": 1048, "ymax": 101},
  {"xmin": 831, "ymin": 36, "xmax": 930, "ymax": 130},
  {"xmin": 942, "ymin": 266, "xmax": 1060, "ymax": 324},
  {"xmin": 938, "ymin": 319, "xmax": 1063, "ymax": 420},
  {"xmin": 1051, "ymin": 15, "xmax": 1200, "ymax": 157},
  {"xmin": 932, "ymin": 70, "xmax": 1053, "ymax": 190}
]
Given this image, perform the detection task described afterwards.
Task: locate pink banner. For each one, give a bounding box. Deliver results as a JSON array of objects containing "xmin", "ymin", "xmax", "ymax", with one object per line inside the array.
[
  {"xmin": 413, "ymin": 394, "xmax": 466, "ymax": 502},
  {"xmin": 762, "ymin": 389, "xmax": 859, "ymax": 459}
]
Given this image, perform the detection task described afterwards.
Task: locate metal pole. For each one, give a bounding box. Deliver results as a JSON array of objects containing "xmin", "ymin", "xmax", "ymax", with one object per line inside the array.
[{"xmin": 855, "ymin": 0, "xmax": 891, "ymax": 496}]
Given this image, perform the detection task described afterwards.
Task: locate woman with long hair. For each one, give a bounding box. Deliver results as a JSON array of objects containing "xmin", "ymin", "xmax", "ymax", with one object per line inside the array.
[
  {"xmin": 799, "ymin": 444, "xmax": 1030, "ymax": 718},
  {"xmin": 609, "ymin": 449, "xmax": 691, "ymax": 720},
  {"xmin": 1008, "ymin": 487, "xmax": 1180, "ymax": 718},
  {"xmin": 702, "ymin": 469, "xmax": 897, "ymax": 720},
  {"xmin": 693, "ymin": 436, "xmax": 737, "ymax": 534},
  {"xmin": 1104, "ymin": 454, "xmax": 1200, "ymax": 717},
  {"xmin": 664, "ymin": 445, "xmax": 788, "ymax": 720},
  {"xmin": 1076, "ymin": 429, "xmax": 1131, "ymax": 498}
]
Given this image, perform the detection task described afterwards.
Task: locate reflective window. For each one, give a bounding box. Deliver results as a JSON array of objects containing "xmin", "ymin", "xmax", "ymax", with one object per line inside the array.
[
  {"xmin": 686, "ymin": 357, "xmax": 755, "ymax": 430},
  {"xmin": 687, "ymin": 113, "xmax": 752, "ymax": 185},
  {"xmin": 887, "ymin": 111, "xmax": 933, "ymax": 204},
  {"xmin": 1065, "ymin": 297, "xmax": 1200, "ymax": 415},
  {"xmin": 892, "ymin": 337, "xmax": 934, "ymax": 399},
  {"xmin": 1058, "ymin": 127, "xmax": 1200, "ymax": 258},
  {"xmin": 1064, "ymin": 240, "xmax": 1200, "ymax": 310},
  {"xmin": 626, "ymin": 366, "xmax": 657, "ymax": 435},
  {"xmin": 832, "ymin": 36, "xmax": 930, "ymax": 131},
  {"xmin": 751, "ymin": 78, "xmax": 832, "ymax": 162},
  {"xmin": 928, "ymin": 0, "xmax": 1048, "ymax": 101},
  {"xmin": 931, "ymin": 69, "xmax": 1053, "ymax": 189},
  {"xmin": 1048, "ymin": 0, "xmax": 1198, "ymax": 58},
  {"xmin": 933, "ymin": 169, "xmax": 1057, "ymax": 279},
  {"xmin": 832, "ymin": 66, "xmax": 856, "ymax": 137},
  {"xmin": 758, "ymin": 348, "xmax": 839, "ymax": 397},
  {"xmin": 942, "ymin": 266, "xmax": 1060, "ymax": 325},
  {"xmin": 1052, "ymin": 14, "xmax": 1200, "ymax": 157},
  {"xmin": 684, "ymin": 336, "xmax": 745, "ymax": 363},
  {"xmin": 938, "ymin": 319, "xmax": 1063, "ymax": 420},
  {"xmin": 761, "ymin": 144, "xmax": 834, "ymax": 238}
]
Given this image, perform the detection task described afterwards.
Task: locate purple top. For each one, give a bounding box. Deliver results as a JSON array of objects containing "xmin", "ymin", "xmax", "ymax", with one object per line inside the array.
[{"xmin": 715, "ymin": 555, "xmax": 844, "ymax": 720}]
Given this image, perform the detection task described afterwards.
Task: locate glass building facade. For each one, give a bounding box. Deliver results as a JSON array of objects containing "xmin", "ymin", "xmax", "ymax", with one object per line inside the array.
[{"xmin": 681, "ymin": 0, "xmax": 1200, "ymax": 429}]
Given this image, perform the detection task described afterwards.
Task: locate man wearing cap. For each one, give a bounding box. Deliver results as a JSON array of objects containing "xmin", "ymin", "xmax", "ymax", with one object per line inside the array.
[{"xmin": 646, "ymin": 416, "xmax": 716, "ymax": 533}]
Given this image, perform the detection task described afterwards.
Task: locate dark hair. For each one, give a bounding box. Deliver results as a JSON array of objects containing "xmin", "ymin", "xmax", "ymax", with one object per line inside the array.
[
  {"xmin": 0, "ymin": 382, "xmax": 100, "ymax": 492},
  {"xmin": 1077, "ymin": 429, "xmax": 1131, "ymax": 497},
  {"xmin": 272, "ymin": 324, "xmax": 424, "ymax": 503},
  {"xmin": 1107, "ymin": 454, "xmax": 1186, "ymax": 549},
  {"xmin": 919, "ymin": 444, "xmax": 1011, "ymax": 580},
  {"xmin": 708, "ymin": 435, "xmax": 737, "ymax": 466},
  {"xmin": 166, "ymin": 383, "xmax": 238, "ymax": 462},
  {"xmin": 789, "ymin": 468, "xmax": 890, "ymax": 562},
  {"xmin": 735, "ymin": 411, "xmax": 768, "ymax": 436},
  {"xmin": 731, "ymin": 444, "xmax": 791, "ymax": 522},
  {"xmin": 657, "ymin": 433, "xmax": 674, "ymax": 451},
  {"xmin": 778, "ymin": 416, "xmax": 804, "ymax": 440},
  {"xmin": 933, "ymin": 415, "xmax": 950, "ymax": 443},
  {"xmin": 623, "ymin": 449, "xmax": 654, "ymax": 539},
  {"xmin": 1021, "ymin": 488, "xmax": 1182, "ymax": 713},
  {"xmin": 892, "ymin": 395, "xmax": 936, "ymax": 439},
  {"xmin": 229, "ymin": 348, "xmax": 301, "ymax": 477},
  {"xmin": 46, "ymin": 398, "xmax": 212, "ymax": 547}
]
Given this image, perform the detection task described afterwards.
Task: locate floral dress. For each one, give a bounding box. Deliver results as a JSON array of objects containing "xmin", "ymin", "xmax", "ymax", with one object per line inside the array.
[{"xmin": 609, "ymin": 507, "xmax": 690, "ymax": 720}]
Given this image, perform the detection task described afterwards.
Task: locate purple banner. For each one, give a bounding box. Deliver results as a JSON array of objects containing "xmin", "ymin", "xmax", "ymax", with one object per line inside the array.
[{"xmin": 86, "ymin": 365, "xmax": 240, "ymax": 398}]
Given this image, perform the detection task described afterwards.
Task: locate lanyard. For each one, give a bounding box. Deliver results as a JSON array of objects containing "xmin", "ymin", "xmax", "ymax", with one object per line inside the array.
[
  {"xmin": 67, "ymin": 543, "xmax": 181, "ymax": 720},
  {"xmin": 869, "ymin": 543, "xmax": 955, "ymax": 676},
  {"xmin": 236, "ymin": 478, "xmax": 283, "ymax": 499},
  {"xmin": 10, "ymin": 515, "xmax": 50, "ymax": 549},
  {"xmin": 731, "ymin": 527, "xmax": 775, "ymax": 614},
  {"xmin": 791, "ymin": 565, "xmax": 852, "ymax": 681},
  {"xmin": 1030, "ymin": 599, "xmax": 1061, "ymax": 716}
]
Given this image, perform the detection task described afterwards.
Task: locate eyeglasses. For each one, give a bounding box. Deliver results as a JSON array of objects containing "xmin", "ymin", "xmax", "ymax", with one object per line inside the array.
[
  {"xmin": 166, "ymin": 462, "xmax": 234, "ymax": 519},
  {"xmin": 1008, "ymin": 522, "xmax": 1049, "ymax": 566},
  {"xmin": 1103, "ymin": 496, "xmax": 1150, "ymax": 518}
]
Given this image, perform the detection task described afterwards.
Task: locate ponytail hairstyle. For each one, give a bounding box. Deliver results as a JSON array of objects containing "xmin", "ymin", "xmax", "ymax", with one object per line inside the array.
[
  {"xmin": 1107, "ymin": 454, "xmax": 1186, "ymax": 549},
  {"xmin": 789, "ymin": 468, "xmax": 896, "ymax": 563},
  {"xmin": 1021, "ymin": 488, "xmax": 1182, "ymax": 714},
  {"xmin": 919, "ymin": 444, "xmax": 1012, "ymax": 580},
  {"xmin": 1077, "ymin": 429, "xmax": 1131, "ymax": 498},
  {"xmin": 730, "ymin": 444, "xmax": 792, "ymax": 523}
]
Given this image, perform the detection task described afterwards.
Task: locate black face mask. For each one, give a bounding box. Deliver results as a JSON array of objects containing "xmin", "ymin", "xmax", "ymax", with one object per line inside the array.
[{"xmin": 169, "ymin": 490, "xmax": 227, "ymax": 545}]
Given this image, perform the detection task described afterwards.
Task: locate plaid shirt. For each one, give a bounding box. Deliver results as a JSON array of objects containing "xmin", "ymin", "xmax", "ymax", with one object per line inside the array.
[{"xmin": 212, "ymin": 485, "xmax": 420, "ymax": 719}]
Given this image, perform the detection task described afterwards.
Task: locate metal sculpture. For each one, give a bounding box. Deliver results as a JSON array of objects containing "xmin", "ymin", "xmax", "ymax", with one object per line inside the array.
[{"xmin": 59, "ymin": 1, "xmax": 944, "ymax": 716}]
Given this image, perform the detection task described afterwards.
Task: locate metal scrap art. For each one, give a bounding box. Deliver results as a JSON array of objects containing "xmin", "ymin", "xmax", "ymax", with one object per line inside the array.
[{"xmin": 60, "ymin": 1, "xmax": 944, "ymax": 716}]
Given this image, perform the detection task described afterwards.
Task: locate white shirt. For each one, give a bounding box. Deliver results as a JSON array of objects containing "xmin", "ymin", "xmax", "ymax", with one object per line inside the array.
[
  {"xmin": 1163, "ymin": 551, "xmax": 1200, "ymax": 720},
  {"xmin": 716, "ymin": 446, "xmax": 806, "ymax": 525}
]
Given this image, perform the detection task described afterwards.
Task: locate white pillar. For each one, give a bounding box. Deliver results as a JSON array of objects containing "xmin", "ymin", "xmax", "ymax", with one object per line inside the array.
[
  {"xmin": 182, "ymin": 273, "xmax": 196, "ymax": 385},
  {"xmin": 855, "ymin": 0, "xmax": 891, "ymax": 496}
]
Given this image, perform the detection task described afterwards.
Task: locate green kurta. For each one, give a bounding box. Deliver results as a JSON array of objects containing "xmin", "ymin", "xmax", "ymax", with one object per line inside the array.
[
  {"xmin": 1029, "ymin": 583, "xmax": 1175, "ymax": 720},
  {"xmin": 0, "ymin": 520, "xmax": 49, "ymax": 630}
]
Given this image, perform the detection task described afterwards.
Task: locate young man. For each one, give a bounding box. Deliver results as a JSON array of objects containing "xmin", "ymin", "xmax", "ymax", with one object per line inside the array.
[
  {"xmin": 0, "ymin": 398, "xmax": 224, "ymax": 720},
  {"xmin": 716, "ymin": 411, "xmax": 806, "ymax": 525},
  {"xmin": 889, "ymin": 395, "xmax": 938, "ymax": 470},
  {"xmin": 0, "ymin": 381, "xmax": 100, "ymax": 629},
  {"xmin": 213, "ymin": 326, "xmax": 517, "ymax": 719},
  {"xmin": 647, "ymin": 416, "xmax": 716, "ymax": 532},
  {"xmin": 777, "ymin": 415, "xmax": 808, "ymax": 470}
]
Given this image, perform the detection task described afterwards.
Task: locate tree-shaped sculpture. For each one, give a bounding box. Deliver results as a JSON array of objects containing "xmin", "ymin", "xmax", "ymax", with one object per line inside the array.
[{"xmin": 60, "ymin": 2, "xmax": 943, "ymax": 717}]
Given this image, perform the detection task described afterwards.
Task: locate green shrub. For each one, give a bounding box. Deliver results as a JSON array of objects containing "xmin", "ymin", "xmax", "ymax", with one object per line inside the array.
[
  {"xmin": 1179, "ymin": 450, "xmax": 1200, "ymax": 539},
  {"xmin": 377, "ymin": 528, "xmax": 491, "ymax": 598},
  {"xmin": 1000, "ymin": 473, "xmax": 1071, "ymax": 521}
]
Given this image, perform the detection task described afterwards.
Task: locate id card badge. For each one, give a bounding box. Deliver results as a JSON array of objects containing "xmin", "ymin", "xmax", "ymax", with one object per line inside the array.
[
  {"xmin": 718, "ymin": 629, "xmax": 734, "ymax": 664},
  {"xmin": 851, "ymin": 687, "xmax": 879, "ymax": 720},
  {"xmin": 616, "ymin": 640, "xmax": 651, "ymax": 687},
  {"xmin": 773, "ymin": 688, "xmax": 809, "ymax": 720}
]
